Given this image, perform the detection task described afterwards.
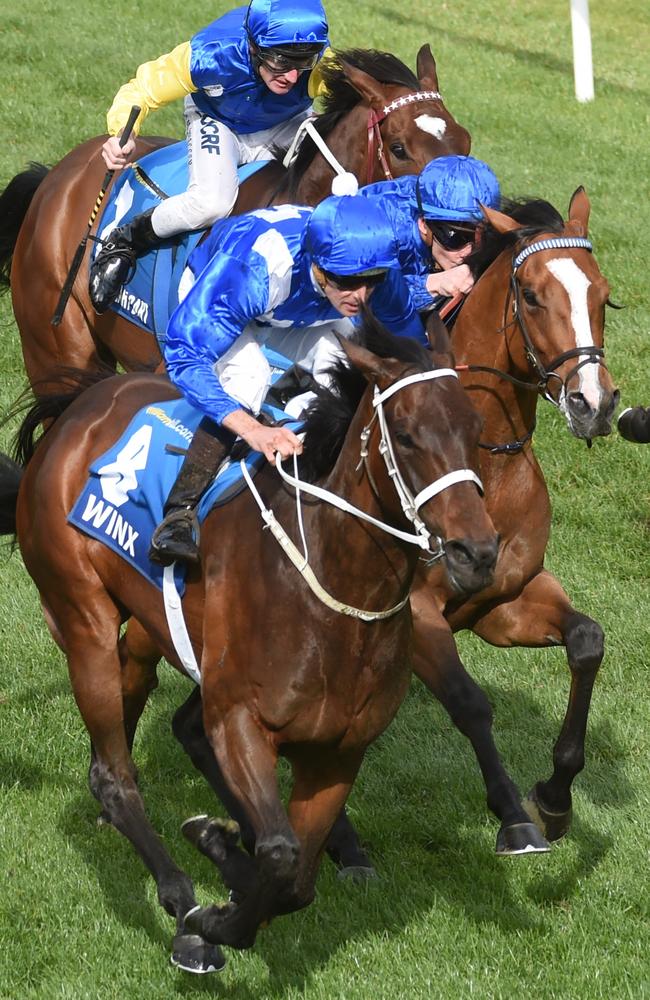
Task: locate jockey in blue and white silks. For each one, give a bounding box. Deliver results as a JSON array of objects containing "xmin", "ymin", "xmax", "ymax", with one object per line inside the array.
[
  {"xmin": 359, "ymin": 155, "xmax": 501, "ymax": 313},
  {"xmin": 90, "ymin": 0, "xmax": 330, "ymax": 313},
  {"xmin": 149, "ymin": 195, "xmax": 425, "ymax": 567}
]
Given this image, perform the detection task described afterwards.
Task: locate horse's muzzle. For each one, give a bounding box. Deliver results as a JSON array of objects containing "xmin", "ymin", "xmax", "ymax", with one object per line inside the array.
[
  {"xmin": 566, "ymin": 386, "xmax": 620, "ymax": 440},
  {"xmin": 443, "ymin": 535, "xmax": 499, "ymax": 596}
]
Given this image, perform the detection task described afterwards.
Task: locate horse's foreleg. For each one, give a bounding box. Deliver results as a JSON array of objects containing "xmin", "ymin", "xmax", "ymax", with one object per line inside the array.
[
  {"xmin": 284, "ymin": 749, "xmax": 365, "ymax": 912},
  {"xmin": 469, "ymin": 568, "xmax": 604, "ymax": 841},
  {"xmin": 44, "ymin": 588, "xmax": 222, "ymax": 974},
  {"xmin": 185, "ymin": 704, "xmax": 299, "ymax": 950},
  {"xmin": 411, "ymin": 594, "xmax": 549, "ymax": 855},
  {"xmin": 172, "ymin": 686, "xmax": 257, "ymax": 852}
]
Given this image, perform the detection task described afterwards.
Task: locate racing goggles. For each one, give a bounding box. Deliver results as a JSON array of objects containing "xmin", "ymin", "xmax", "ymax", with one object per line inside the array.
[
  {"xmin": 321, "ymin": 268, "xmax": 387, "ymax": 291},
  {"xmin": 426, "ymin": 221, "xmax": 477, "ymax": 250},
  {"xmin": 254, "ymin": 44, "xmax": 322, "ymax": 75}
]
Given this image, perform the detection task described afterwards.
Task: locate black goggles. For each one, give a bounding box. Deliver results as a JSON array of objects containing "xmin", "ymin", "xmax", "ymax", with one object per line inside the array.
[
  {"xmin": 255, "ymin": 45, "xmax": 321, "ymax": 74},
  {"xmin": 321, "ymin": 269, "xmax": 387, "ymax": 291},
  {"xmin": 426, "ymin": 221, "xmax": 477, "ymax": 250}
]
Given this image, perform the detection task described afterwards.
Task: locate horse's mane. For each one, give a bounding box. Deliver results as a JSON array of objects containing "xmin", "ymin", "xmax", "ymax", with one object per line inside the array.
[
  {"xmin": 278, "ymin": 48, "xmax": 420, "ymax": 198},
  {"xmin": 468, "ymin": 197, "xmax": 566, "ymax": 279},
  {"xmin": 298, "ymin": 315, "xmax": 432, "ymax": 482}
]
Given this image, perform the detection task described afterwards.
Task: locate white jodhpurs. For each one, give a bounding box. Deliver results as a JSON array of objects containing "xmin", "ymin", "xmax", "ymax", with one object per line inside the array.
[
  {"xmin": 151, "ymin": 96, "xmax": 310, "ymax": 238},
  {"xmin": 213, "ymin": 320, "xmax": 355, "ymax": 418}
]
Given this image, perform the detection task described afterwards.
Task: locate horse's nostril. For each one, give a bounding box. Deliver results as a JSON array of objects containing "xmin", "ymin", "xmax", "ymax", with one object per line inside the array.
[{"xmin": 567, "ymin": 392, "xmax": 590, "ymax": 415}]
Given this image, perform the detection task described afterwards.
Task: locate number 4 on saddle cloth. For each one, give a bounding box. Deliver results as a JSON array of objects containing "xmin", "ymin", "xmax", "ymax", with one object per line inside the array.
[
  {"xmin": 67, "ymin": 348, "xmax": 303, "ymax": 595},
  {"xmin": 93, "ymin": 141, "xmax": 268, "ymax": 341}
]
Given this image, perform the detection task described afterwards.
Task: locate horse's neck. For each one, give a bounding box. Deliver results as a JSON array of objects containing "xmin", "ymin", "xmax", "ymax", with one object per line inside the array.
[{"xmin": 453, "ymin": 252, "xmax": 539, "ymax": 437}]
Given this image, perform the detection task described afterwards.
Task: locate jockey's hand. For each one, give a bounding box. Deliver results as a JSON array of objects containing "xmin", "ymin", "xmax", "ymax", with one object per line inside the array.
[
  {"xmin": 426, "ymin": 264, "xmax": 474, "ymax": 299},
  {"xmin": 618, "ymin": 406, "xmax": 650, "ymax": 444},
  {"xmin": 101, "ymin": 134, "xmax": 137, "ymax": 170},
  {"xmin": 222, "ymin": 410, "xmax": 303, "ymax": 463}
]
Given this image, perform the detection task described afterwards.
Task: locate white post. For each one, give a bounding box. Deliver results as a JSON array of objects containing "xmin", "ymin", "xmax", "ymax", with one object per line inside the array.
[{"xmin": 570, "ymin": 0, "xmax": 595, "ymax": 102}]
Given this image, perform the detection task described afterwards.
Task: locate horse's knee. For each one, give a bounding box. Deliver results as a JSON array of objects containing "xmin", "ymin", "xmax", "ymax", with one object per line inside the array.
[{"xmin": 564, "ymin": 614, "xmax": 604, "ymax": 673}]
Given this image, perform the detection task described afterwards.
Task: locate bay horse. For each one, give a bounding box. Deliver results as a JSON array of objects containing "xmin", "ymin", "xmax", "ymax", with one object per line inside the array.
[
  {"xmin": 0, "ymin": 45, "xmax": 469, "ymax": 388},
  {"xmin": 0, "ymin": 321, "xmax": 498, "ymax": 971},
  {"xmin": 324, "ymin": 187, "xmax": 620, "ymax": 869}
]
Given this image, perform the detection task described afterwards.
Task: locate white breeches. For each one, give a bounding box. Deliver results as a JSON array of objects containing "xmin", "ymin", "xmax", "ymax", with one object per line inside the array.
[
  {"xmin": 151, "ymin": 96, "xmax": 309, "ymax": 238},
  {"xmin": 215, "ymin": 320, "xmax": 354, "ymax": 418}
]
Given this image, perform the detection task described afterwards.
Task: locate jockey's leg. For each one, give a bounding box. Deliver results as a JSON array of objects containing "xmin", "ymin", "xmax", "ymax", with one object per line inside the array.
[
  {"xmin": 89, "ymin": 97, "xmax": 241, "ymax": 313},
  {"xmin": 150, "ymin": 329, "xmax": 271, "ymax": 566}
]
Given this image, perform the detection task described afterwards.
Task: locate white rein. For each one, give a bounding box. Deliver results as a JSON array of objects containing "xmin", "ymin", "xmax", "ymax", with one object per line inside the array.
[{"xmin": 242, "ymin": 368, "xmax": 483, "ymax": 621}]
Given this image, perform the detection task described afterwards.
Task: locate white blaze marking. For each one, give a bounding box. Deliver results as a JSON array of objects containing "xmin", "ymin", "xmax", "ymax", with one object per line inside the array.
[
  {"xmin": 546, "ymin": 257, "xmax": 600, "ymax": 411},
  {"xmin": 415, "ymin": 115, "xmax": 447, "ymax": 139}
]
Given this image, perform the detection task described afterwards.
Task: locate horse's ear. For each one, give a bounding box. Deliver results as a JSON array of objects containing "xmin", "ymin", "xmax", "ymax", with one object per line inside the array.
[
  {"xmin": 337, "ymin": 336, "xmax": 398, "ymax": 383},
  {"xmin": 568, "ymin": 186, "xmax": 590, "ymax": 236},
  {"xmin": 339, "ymin": 60, "xmax": 387, "ymax": 110},
  {"xmin": 416, "ymin": 44, "xmax": 440, "ymax": 91},
  {"xmin": 480, "ymin": 203, "xmax": 520, "ymax": 233},
  {"xmin": 425, "ymin": 312, "xmax": 454, "ymax": 367}
]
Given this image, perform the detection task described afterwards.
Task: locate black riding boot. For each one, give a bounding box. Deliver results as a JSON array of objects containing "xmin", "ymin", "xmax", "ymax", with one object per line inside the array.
[
  {"xmin": 89, "ymin": 207, "xmax": 160, "ymax": 313},
  {"xmin": 149, "ymin": 418, "xmax": 235, "ymax": 567}
]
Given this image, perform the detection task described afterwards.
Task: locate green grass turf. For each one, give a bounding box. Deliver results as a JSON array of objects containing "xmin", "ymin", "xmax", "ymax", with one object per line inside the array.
[{"xmin": 1, "ymin": 1, "xmax": 650, "ymax": 997}]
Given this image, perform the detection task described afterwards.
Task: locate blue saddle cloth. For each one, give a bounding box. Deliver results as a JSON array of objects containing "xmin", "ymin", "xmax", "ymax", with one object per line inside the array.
[
  {"xmin": 67, "ymin": 348, "xmax": 300, "ymax": 595},
  {"xmin": 93, "ymin": 141, "xmax": 269, "ymax": 343}
]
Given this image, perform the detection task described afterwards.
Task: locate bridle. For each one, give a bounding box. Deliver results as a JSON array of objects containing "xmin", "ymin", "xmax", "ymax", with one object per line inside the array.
[
  {"xmin": 508, "ymin": 236, "xmax": 603, "ymax": 406},
  {"xmin": 457, "ymin": 235, "xmax": 604, "ymax": 454},
  {"xmin": 242, "ymin": 367, "xmax": 482, "ymax": 620},
  {"xmin": 366, "ymin": 90, "xmax": 443, "ymax": 184}
]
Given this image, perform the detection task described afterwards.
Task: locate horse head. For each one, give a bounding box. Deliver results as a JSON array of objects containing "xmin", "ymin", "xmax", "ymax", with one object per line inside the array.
[
  {"xmin": 322, "ymin": 47, "xmax": 470, "ymax": 184},
  {"xmin": 480, "ymin": 189, "xmax": 619, "ymax": 442},
  {"xmin": 338, "ymin": 323, "xmax": 497, "ymax": 597}
]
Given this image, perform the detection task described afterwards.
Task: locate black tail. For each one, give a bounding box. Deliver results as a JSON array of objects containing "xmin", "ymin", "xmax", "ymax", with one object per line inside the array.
[
  {"xmin": 0, "ymin": 162, "xmax": 50, "ymax": 290},
  {"xmin": 4, "ymin": 366, "xmax": 116, "ymax": 468},
  {"xmin": 0, "ymin": 453, "xmax": 22, "ymax": 537}
]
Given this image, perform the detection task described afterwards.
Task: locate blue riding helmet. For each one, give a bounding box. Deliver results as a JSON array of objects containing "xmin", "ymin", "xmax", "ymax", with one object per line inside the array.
[
  {"xmin": 414, "ymin": 155, "xmax": 501, "ymax": 222},
  {"xmin": 246, "ymin": 0, "xmax": 329, "ymax": 50},
  {"xmin": 306, "ymin": 195, "xmax": 399, "ymax": 276}
]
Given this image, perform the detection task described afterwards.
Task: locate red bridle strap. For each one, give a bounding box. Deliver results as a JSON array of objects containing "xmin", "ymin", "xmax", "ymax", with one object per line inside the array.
[{"xmin": 365, "ymin": 90, "xmax": 444, "ymax": 185}]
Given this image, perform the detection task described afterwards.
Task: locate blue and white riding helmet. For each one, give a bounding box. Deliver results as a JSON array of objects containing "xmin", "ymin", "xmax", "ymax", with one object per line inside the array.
[
  {"xmin": 246, "ymin": 0, "xmax": 329, "ymax": 66},
  {"xmin": 414, "ymin": 155, "xmax": 501, "ymax": 223},
  {"xmin": 305, "ymin": 195, "xmax": 399, "ymax": 278}
]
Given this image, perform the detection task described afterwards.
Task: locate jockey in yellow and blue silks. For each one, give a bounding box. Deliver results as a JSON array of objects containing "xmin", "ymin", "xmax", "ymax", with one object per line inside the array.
[
  {"xmin": 358, "ymin": 155, "xmax": 501, "ymax": 313},
  {"xmin": 89, "ymin": 0, "xmax": 329, "ymax": 314},
  {"xmin": 149, "ymin": 195, "xmax": 425, "ymax": 567}
]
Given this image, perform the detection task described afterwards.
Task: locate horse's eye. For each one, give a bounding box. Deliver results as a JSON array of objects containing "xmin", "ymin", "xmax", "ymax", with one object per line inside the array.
[
  {"xmin": 395, "ymin": 431, "xmax": 415, "ymax": 448},
  {"xmin": 389, "ymin": 142, "xmax": 409, "ymax": 161},
  {"xmin": 522, "ymin": 288, "xmax": 539, "ymax": 307}
]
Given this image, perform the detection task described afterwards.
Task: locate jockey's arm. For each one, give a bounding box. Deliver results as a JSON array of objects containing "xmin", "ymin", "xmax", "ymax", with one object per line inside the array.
[
  {"xmin": 164, "ymin": 253, "xmax": 301, "ymax": 461},
  {"xmin": 103, "ymin": 42, "xmax": 197, "ymax": 168},
  {"xmin": 369, "ymin": 269, "xmax": 428, "ymax": 345}
]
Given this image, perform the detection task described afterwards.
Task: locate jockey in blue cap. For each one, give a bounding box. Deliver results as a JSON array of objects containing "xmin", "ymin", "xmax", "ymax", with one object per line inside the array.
[
  {"xmin": 358, "ymin": 154, "xmax": 501, "ymax": 313},
  {"xmin": 149, "ymin": 195, "xmax": 426, "ymax": 566},
  {"xmin": 90, "ymin": 0, "xmax": 330, "ymax": 313}
]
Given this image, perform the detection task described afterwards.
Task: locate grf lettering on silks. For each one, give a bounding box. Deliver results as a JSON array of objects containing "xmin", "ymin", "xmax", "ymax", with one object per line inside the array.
[{"xmin": 200, "ymin": 116, "xmax": 221, "ymax": 155}]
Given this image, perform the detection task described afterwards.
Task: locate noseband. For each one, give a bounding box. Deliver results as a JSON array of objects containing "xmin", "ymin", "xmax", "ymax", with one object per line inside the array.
[
  {"xmin": 366, "ymin": 90, "xmax": 443, "ymax": 184},
  {"xmin": 509, "ymin": 236, "xmax": 604, "ymax": 406}
]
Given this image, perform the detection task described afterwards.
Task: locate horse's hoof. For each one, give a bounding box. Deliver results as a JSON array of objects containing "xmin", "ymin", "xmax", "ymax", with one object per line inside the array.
[
  {"xmin": 170, "ymin": 933, "xmax": 225, "ymax": 975},
  {"xmin": 495, "ymin": 821, "xmax": 551, "ymax": 856},
  {"xmin": 336, "ymin": 865, "xmax": 379, "ymax": 882},
  {"xmin": 523, "ymin": 785, "xmax": 573, "ymax": 842},
  {"xmin": 182, "ymin": 814, "xmax": 240, "ymax": 850}
]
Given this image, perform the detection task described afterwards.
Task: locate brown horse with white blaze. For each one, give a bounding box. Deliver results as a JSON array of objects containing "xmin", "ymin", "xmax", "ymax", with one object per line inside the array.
[
  {"xmin": 0, "ymin": 321, "xmax": 497, "ymax": 971},
  {"xmin": 0, "ymin": 45, "xmax": 469, "ymax": 386}
]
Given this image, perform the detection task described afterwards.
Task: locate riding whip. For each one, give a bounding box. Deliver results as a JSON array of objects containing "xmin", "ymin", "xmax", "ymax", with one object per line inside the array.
[{"xmin": 51, "ymin": 104, "xmax": 141, "ymax": 326}]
